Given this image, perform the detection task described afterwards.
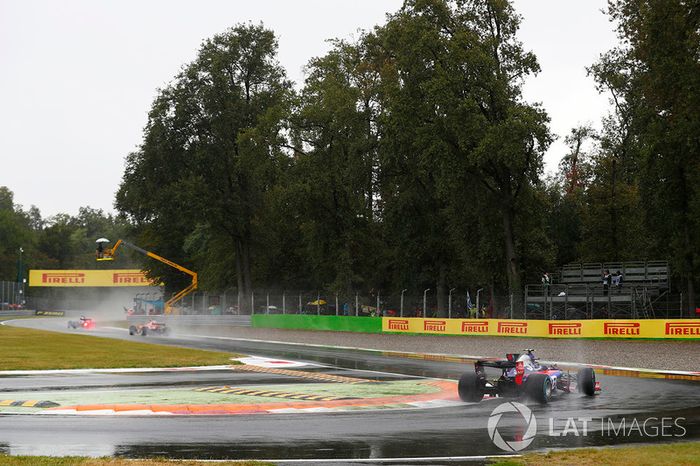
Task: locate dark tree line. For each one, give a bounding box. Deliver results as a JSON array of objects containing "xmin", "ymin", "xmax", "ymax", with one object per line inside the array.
[
  {"xmin": 3, "ymin": 0, "xmax": 698, "ymax": 313},
  {"xmin": 0, "ymin": 187, "xmax": 133, "ymax": 278},
  {"xmin": 108, "ymin": 0, "xmax": 700, "ymax": 314}
]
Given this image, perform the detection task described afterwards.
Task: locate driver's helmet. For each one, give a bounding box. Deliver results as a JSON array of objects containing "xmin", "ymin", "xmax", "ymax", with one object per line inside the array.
[
  {"xmin": 517, "ymin": 353, "xmax": 537, "ymax": 371},
  {"xmin": 80, "ymin": 315, "xmax": 86, "ymax": 320}
]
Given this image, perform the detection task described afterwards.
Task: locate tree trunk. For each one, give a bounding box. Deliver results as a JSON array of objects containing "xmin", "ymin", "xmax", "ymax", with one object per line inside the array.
[
  {"xmin": 241, "ymin": 239, "xmax": 253, "ymax": 299},
  {"xmin": 234, "ymin": 239, "xmax": 247, "ymax": 312},
  {"xmin": 502, "ymin": 205, "xmax": 522, "ymax": 310},
  {"xmin": 610, "ymin": 158, "xmax": 618, "ymax": 258},
  {"xmin": 683, "ymin": 224, "xmax": 696, "ymax": 315},
  {"xmin": 234, "ymin": 237, "xmax": 253, "ymax": 313}
]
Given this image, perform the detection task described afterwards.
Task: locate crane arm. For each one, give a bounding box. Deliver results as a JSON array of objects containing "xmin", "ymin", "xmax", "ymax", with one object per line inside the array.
[{"xmin": 102, "ymin": 239, "xmax": 198, "ymax": 314}]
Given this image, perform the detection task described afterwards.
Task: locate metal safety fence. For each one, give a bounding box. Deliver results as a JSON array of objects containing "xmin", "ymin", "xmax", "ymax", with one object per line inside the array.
[{"xmin": 0, "ymin": 281, "xmax": 24, "ymax": 310}]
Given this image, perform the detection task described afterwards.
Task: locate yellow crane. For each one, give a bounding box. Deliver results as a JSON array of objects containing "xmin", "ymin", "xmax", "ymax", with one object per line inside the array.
[{"xmin": 96, "ymin": 238, "xmax": 197, "ymax": 314}]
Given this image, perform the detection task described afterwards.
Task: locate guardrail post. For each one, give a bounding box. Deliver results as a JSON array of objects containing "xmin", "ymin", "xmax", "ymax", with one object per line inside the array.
[
  {"xmin": 586, "ymin": 285, "xmax": 591, "ymax": 319},
  {"xmin": 400, "ymin": 289, "xmax": 407, "ymax": 317},
  {"xmin": 423, "ymin": 288, "xmax": 430, "ymax": 318},
  {"xmin": 335, "ymin": 295, "xmax": 339, "ymax": 316},
  {"xmin": 299, "ymin": 293, "xmax": 302, "ymax": 314},
  {"xmin": 282, "ymin": 292, "xmax": 286, "ymax": 314},
  {"xmin": 376, "ymin": 292, "xmax": 380, "ymax": 317},
  {"xmin": 355, "ymin": 293, "xmax": 359, "ymax": 316},
  {"xmin": 475, "ymin": 288, "xmax": 482, "ymax": 318},
  {"xmin": 448, "ymin": 288, "xmax": 455, "ymax": 318},
  {"xmin": 510, "ymin": 293, "xmax": 514, "ymax": 319},
  {"xmin": 266, "ymin": 293, "xmax": 270, "ymax": 314},
  {"xmin": 251, "ymin": 292, "xmax": 255, "ymax": 315},
  {"xmin": 317, "ymin": 292, "xmax": 321, "ymax": 315}
]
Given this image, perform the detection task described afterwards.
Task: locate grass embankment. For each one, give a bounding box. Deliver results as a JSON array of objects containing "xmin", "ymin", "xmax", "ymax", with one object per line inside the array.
[
  {"xmin": 0, "ymin": 325, "xmax": 238, "ymax": 370},
  {"xmin": 0, "ymin": 459, "xmax": 272, "ymax": 466},
  {"xmin": 492, "ymin": 441, "xmax": 700, "ymax": 466}
]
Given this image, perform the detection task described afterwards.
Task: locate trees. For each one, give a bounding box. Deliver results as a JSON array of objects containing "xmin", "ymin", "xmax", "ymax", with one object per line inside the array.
[
  {"xmin": 0, "ymin": 187, "xmax": 34, "ymax": 280},
  {"xmin": 288, "ymin": 39, "xmax": 383, "ymax": 294},
  {"xmin": 591, "ymin": 0, "xmax": 700, "ymax": 312},
  {"xmin": 369, "ymin": 0, "xmax": 551, "ymax": 308},
  {"xmin": 117, "ymin": 23, "xmax": 292, "ymax": 302}
]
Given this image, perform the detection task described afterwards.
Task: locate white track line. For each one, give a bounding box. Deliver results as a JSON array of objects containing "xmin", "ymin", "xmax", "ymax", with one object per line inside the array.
[{"xmin": 167, "ymin": 455, "xmax": 522, "ymax": 463}]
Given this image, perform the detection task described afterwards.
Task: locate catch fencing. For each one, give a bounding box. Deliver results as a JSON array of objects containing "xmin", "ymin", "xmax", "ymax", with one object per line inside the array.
[
  {"xmin": 0, "ymin": 281, "xmax": 24, "ymax": 310},
  {"xmin": 171, "ymin": 289, "xmax": 695, "ymax": 319},
  {"xmin": 18, "ymin": 283, "xmax": 695, "ymax": 319}
]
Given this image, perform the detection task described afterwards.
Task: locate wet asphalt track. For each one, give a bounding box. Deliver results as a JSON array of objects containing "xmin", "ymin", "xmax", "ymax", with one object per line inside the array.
[{"xmin": 1, "ymin": 318, "xmax": 699, "ymax": 463}]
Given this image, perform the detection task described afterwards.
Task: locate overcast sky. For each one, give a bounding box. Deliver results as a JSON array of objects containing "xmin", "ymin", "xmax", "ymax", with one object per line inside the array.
[{"xmin": 0, "ymin": 0, "xmax": 618, "ymax": 219}]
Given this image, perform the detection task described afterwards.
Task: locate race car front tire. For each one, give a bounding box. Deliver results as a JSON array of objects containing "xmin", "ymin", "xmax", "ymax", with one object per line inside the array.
[
  {"xmin": 128, "ymin": 325, "xmax": 137, "ymax": 336},
  {"xmin": 458, "ymin": 372, "xmax": 484, "ymax": 403},
  {"xmin": 526, "ymin": 373, "xmax": 553, "ymax": 403},
  {"xmin": 141, "ymin": 327, "xmax": 148, "ymax": 336},
  {"xmin": 577, "ymin": 367, "xmax": 596, "ymax": 396}
]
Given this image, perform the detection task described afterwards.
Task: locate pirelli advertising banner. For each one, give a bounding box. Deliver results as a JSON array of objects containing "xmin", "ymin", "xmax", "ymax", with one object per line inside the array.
[
  {"xmin": 382, "ymin": 318, "xmax": 700, "ymax": 339},
  {"xmin": 29, "ymin": 269, "xmax": 158, "ymax": 287}
]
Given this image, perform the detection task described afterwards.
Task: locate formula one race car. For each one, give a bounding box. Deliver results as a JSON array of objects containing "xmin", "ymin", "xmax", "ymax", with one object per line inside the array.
[
  {"xmin": 458, "ymin": 349, "xmax": 600, "ymax": 404},
  {"xmin": 67, "ymin": 316, "xmax": 95, "ymax": 330},
  {"xmin": 128, "ymin": 319, "xmax": 169, "ymax": 337}
]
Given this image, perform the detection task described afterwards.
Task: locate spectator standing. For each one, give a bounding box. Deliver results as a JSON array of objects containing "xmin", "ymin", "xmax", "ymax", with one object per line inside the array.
[
  {"xmin": 541, "ymin": 272, "xmax": 551, "ymax": 291},
  {"xmin": 602, "ymin": 269, "xmax": 611, "ymax": 296},
  {"xmin": 613, "ymin": 270, "xmax": 623, "ymax": 291}
]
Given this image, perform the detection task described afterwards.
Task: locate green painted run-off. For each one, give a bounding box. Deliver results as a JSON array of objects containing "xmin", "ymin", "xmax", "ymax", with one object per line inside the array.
[{"xmin": 252, "ymin": 314, "xmax": 382, "ymax": 333}]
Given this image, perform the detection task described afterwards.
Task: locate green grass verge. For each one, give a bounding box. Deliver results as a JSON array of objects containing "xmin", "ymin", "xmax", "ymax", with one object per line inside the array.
[
  {"xmin": 491, "ymin": 441, "xmax": 700, "ymax": 466},
  {"xmin": 0, "ymin": 458, "xmax": 273, "ymax": 466},
  {"xmin": 0, "ymin": 325, "xmax": 239, "ymax": 370}
]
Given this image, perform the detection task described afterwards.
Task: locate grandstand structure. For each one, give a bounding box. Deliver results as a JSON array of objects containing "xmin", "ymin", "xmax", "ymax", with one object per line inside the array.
[{"xmin": 524, "ymin": 261, "xmax": 670, "ymax": 319}]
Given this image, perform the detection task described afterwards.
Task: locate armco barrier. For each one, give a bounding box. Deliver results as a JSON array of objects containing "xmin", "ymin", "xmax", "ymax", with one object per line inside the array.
[
  {"xmin": 0, "ymin": 310, "xmax": 35, "ymax": 318},
  {"xmin": 252, "ymin": 314, "xmax": 382, "ymax": 333},
  {"xmin": 382, "ymin": 317, "xmax": 700, "ymax": 339},
  {"xmin": 127, "ymin": 315, "xmax": 252, "ymax": 327}
]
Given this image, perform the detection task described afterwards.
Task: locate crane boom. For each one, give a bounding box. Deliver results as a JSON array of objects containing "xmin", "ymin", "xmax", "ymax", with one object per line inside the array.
[{"xmin": 101, "ymin": 239, "xmax": 197, "ymax": 314}]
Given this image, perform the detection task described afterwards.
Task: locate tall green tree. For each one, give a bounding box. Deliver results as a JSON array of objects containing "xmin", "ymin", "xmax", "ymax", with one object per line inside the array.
[
  {"xmin": 289, "ymin": 39, "xmax": 383, "ymax": 294},
  {"xmin": 592, "ymin": 0, "xmax": 700, "ymax": 311},
  {"xmin": 369, "ymin": 0, "xmax": 551, "ymax": 310},
  {"xmin": 117, "ymin": 23, "xmax": 292, "ymax": 302},
  {"xmin": 0, "ymin": 187, "xmax": 35, "ymax": 281}
]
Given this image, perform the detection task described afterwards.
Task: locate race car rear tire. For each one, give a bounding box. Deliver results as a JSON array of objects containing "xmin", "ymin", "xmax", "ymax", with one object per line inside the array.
[
  {"xmin": 526, "ymin": 373, "xmax": 553, "ymax": 403},
  {"xmin": 128, "ymin": 325, "xmax": 137, "ymax": 336},
  {"xmin": 577, "ymin": 367, "xmax": 596, "ymax": 396},
  {"xmin": 141, "ymin": 327, "xmax": 148, "ymax": 336},
  {"xmin": 458, "ymin": 372, "xmax": 484, "ymax": 403},
  {"xmin": 161, "ymin": 327, "xmax": 170, "ymax": 336}
]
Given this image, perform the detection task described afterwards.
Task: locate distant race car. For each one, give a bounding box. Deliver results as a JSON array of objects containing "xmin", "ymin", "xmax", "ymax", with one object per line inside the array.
[
  {"xmin": 128, "ymin": 320, "xmax": 169, "ymax": 336},
  {"xmin": 458, "ymin": 349, "xmax": 600, "ymax": 403},
  {"xmin": 67, "ymin": 316, "xmax": 95, "ymax": 330}
]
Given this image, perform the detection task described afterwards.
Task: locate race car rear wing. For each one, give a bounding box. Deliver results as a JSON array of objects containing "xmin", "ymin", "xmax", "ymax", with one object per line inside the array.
[{"xmin": 475, "ymin": 360, "xmax": 517, "ymax": 369}]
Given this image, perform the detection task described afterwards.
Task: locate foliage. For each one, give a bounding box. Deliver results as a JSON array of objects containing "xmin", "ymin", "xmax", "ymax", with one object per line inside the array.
[
  {"xmin": 588, "ymin": 0, "xmax": 700, "ymax": 309},
  {"xmin": 3, "ymin": 0, "xmax": 698, "ymax": 307},
  {"xmin": 116, "ymin": 23, "xmax": 293, "ymax": 299}
]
